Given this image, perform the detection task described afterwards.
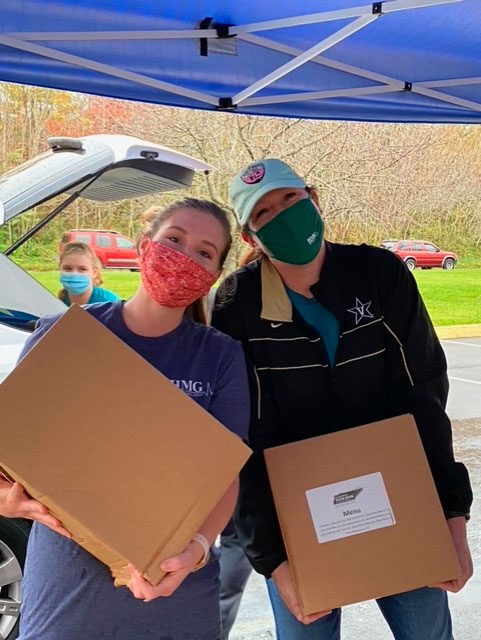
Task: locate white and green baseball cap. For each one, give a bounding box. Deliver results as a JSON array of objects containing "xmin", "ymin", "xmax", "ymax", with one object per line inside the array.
[{"xmin": 230, "ymin": 158, "xmax": 306, "ymax": 226}]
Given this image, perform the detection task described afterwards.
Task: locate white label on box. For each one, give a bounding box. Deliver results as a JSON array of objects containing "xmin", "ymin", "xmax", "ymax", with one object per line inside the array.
[{"xmin": 305, "ymin": 472, "xmax": 395, "ymax": 544}]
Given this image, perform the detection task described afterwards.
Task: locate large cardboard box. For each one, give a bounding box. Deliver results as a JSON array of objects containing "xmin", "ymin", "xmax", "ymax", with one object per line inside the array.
[
  {"xmin": 264, "ymin": 415, "xmax": 460, "ymax": 614},
  {"xmin": 0, "ymin": 305, "xmax": 251, "ymax": 586}
]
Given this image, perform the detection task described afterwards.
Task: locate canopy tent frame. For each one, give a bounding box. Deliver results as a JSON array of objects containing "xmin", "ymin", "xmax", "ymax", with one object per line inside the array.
[
  {"xmin": 2, "ymin": 0, "xmax": 459, "ymax": 41},
  {"xmin": 1, "ymin": 0, "xmax": 481, "ymax": 119},
  {"xmin": 1, "ymin": 0, "xmax": 481, "ymax": 124},
  {"xmin": 236, "ymin": 33, "xmax": 481, "ymax": 113}
]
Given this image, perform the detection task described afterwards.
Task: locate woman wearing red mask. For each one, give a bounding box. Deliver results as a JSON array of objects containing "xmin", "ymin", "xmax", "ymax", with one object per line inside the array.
[{"xmin": 0, "ymin": 199, "xmax": 250, "ymax": 640}]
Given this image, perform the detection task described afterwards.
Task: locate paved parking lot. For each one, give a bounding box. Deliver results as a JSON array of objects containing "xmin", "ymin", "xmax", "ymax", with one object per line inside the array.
[
  {"xmin": 443, "ymin": 338, "xmax": 481, "ymax": 421},
  {"xmin": 231, "ymin": 338, "xmax": 481, "ymax": 640}
]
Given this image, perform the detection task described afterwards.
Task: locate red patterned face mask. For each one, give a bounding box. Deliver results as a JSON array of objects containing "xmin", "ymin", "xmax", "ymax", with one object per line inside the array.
[{"xmin": 139, "ymin": 241, "xmax": 216, "ymax": 308}]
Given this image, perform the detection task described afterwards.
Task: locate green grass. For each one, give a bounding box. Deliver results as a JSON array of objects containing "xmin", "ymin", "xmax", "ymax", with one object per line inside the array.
[
  {"xmin": 413, "ymin": 269, "xmax": 481, "ymax": 326},
  {"xmin": 30, "ymin": 266, "xmax": 481, "ymax": 328}
]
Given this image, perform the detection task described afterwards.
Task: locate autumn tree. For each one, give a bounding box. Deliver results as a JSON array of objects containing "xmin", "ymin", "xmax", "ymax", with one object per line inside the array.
[{"xmin": 0, "ymin": 82, "xmax": 480, "ymax": 270}]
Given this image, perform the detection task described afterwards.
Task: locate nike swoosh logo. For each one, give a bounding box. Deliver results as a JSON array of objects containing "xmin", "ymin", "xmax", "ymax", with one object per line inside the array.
[{"xmin": 271, "ymin": 322, "xmax": 283, "ymax": 328}]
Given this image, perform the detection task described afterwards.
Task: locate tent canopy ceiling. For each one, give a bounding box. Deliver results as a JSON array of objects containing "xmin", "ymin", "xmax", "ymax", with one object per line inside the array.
[{"xmin": 1, "ymin": 0, "xmax": 481, "ymax": 123}]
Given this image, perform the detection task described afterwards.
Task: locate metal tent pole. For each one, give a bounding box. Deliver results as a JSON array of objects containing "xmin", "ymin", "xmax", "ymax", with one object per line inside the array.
[
  {"xmin": 0, "ymin": 34, "xmax": 218, "ymax": 106},
  {"xmin": 232, "ymin": 15, "xmax": 378, "ymax": 106}
]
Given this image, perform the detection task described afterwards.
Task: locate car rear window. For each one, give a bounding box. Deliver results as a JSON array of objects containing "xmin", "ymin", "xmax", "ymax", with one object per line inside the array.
[
  {"xmin": 117, "ymin": 237, "xmax": 135, "ymax": 249},
  {"xmin": 412, "ymin": 242, "xmax": 423, "ymax": 251},
  {"xmin": 95, "ymin": 235, "xmax": 113, "ymax": 247},
  {"xmin": 74, "ymin": 234, "xmax": 91, "ymax": 245}
]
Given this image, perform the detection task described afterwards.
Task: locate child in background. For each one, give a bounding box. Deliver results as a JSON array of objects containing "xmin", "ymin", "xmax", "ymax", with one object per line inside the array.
[{"xmin": 58, "ymin": 242, "xmax": 119, "ymax": 305}]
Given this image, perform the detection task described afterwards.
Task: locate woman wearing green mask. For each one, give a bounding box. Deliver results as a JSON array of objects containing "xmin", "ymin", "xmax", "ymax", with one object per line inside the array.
[{"xmin": 212, "ymin": 159, "xmax": 472, "ymax": 640}]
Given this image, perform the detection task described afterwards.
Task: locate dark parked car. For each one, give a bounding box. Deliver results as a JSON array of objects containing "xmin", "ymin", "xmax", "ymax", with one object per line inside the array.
[{"xmin": 383, "ymin": 240, "xmax": 457, "ymax": 271}]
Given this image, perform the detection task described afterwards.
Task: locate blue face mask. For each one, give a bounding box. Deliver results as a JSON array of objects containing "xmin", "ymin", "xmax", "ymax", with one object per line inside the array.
[{"xmin": 60, "ymin": 272, "xmax": 91, "ymax": 295}]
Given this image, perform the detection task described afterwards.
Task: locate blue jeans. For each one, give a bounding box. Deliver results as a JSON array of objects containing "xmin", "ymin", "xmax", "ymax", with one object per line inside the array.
[
  {"xmin": 267, "ymin": 580, "xmax": 454, "ymax": 640},
  {"xmin": 219, "ymin": 520, "xmax": 252, "ymax": 640}
]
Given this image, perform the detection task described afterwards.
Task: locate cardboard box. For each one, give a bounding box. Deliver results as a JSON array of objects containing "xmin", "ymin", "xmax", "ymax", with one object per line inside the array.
[
  {"xmin": 264, "ymin": 415, "xmax": 460, "ymax": 614},
  {"xmin": 0, "ymin": 305, "xmax": 251, "ymax": 586}
]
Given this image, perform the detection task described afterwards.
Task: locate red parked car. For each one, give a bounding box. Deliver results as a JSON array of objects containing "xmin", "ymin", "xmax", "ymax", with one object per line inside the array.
[
  {"xmin": 382, "ymin": 240, "xmax": 457, "ymax": 271},
  {"xmin": 59, "ymin": 229, "xmax": 139, "ymax": 269}
]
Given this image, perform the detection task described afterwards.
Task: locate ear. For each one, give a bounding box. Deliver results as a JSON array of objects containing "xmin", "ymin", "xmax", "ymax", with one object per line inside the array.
[
  {"xmin": 138, "ymin": 236, "xmax": 150, "ymax": 255},
  {"xmin": 241, "ymin": 229, "xmax": 257, "ymax": 248},
  {"xmin": 309, "ymin": 187, "xmax": 322, "ymax": 211},
  {"xmin": 92, "ymin": 265, "xmax": 101, "ymax": 285}
]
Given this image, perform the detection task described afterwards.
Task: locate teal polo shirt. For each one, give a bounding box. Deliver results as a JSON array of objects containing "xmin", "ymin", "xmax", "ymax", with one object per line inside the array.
[{"xmin": 286, "ymin": 288, "xmax": 339, "ymax": 366}]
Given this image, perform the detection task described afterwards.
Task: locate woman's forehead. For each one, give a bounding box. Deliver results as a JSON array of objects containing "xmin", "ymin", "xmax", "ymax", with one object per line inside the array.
[
  {"xmin": 155, "ymin": 208, "xmax": 225, "ymax": 240},
  {"xmin": 62, "ymin": 252, "xmax": 91, "ymax": 265},
  {"xmin": 254, "ymin": 187, "xmax": 306, "ymax": 210}
]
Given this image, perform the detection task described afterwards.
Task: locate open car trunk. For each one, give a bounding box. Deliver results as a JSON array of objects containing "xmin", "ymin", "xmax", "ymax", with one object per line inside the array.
[{"xmin": 0, "ymin": 133, "xmax": 212, "ymax": 330}]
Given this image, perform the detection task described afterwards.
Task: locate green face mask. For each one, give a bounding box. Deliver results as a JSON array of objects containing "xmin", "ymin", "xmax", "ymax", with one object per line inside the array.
[{"xmin": 254, "ymin": 198, "xmax": 324, "ymax": 265}]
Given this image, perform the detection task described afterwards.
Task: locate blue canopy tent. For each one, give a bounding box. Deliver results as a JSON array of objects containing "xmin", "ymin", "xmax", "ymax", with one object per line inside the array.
[{"xmin": 1, "ymin": 0, "xmax": 481, "ymax": 123}]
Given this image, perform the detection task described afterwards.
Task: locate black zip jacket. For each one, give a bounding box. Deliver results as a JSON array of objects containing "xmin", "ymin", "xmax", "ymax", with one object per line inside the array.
[{"xmin": 212, "ymin": 242, "xmax": 472, "ymax": 578}]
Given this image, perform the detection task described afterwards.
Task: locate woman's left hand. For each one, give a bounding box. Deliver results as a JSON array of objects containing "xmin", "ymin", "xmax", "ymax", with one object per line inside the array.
[
  {"xmin": 127, "ymin": 539, "xmax": 205, "ymax": 601},
  {"xmin": 431, "ymin": 516, "xmax": 473, "ymax": 593}
]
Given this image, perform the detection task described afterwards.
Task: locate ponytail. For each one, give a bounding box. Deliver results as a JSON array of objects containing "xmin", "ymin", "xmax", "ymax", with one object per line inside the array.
[
  {"xmin": 239, "ymin": 246, "xmax": 263, "ymax": 266},
  {"xmin": 185, "ymin": 298, "xmax": 208, "ymax": 325}
]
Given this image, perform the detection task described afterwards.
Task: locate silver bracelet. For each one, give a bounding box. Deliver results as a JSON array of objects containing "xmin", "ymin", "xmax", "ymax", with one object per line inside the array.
[{"xmin": 191, "ymin": 533, "xmax": 210, "ymax": 571}]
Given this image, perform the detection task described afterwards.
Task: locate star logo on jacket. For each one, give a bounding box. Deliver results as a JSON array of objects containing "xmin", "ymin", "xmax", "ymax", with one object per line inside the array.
[{"xmin": 347, "ymin": 298, "xmax": 374, "ymax": 325}]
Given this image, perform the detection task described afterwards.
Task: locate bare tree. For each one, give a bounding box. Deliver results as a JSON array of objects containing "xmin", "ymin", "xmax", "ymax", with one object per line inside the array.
[{"xmin": 1, "ymin": 84, "xmax": 480, "ymax": 268}]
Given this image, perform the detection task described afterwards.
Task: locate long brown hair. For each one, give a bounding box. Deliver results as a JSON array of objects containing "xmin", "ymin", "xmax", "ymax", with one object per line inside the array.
[
  {"xmin": 239, "ymin": 246, "xmax": 263, "ymax": 266},
  {"xmin": 138, "ymin": 198, "xmax": 232, "ymax": 324}
]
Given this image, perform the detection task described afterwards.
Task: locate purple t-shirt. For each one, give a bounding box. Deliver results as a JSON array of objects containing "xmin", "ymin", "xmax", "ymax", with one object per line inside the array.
[{"xmin": 17, "ymin": 301, "xmax": 250, "ymax": 640}]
